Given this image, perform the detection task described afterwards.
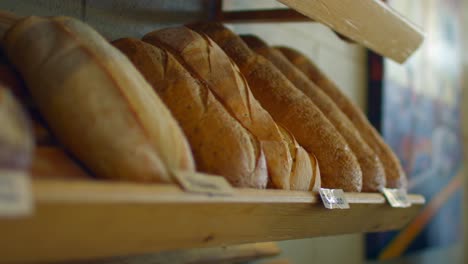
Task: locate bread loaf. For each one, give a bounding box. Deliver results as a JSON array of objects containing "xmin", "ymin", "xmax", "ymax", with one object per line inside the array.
[
  {"xmin": 31, "ymin": 147, "xmax": 90, "ymax": 179},
  {"xmin": 143, "ymin": 27, "xmax": 317, "ymax": 191},
  {"xmin": 0, "ymin": 86, "xmax": 33, "ymax": 170},
  {"xmin": 3, "ymin": 16, "xmax": 195, "ymax": 182},
  {"xmin": 242, "ymin": 35, "xmax": 385, "ymax": 192},
  {"xmin": 277, "ymin": 46, "xmax": 407, "ymax": 189},
  {"xmin": 188, "ymin": 23, "xmax": 361, "ymax": 192},
  {"xmin": 0, "ymin": 59, "xmax": 55, "ymax": 145},
  {"xmin": 113, "ymin": 38, "xmax": 267, "ymax": 188},
  {"xmin": 0, "ymin": 61, "xmax": 28, "ymax": 103}
]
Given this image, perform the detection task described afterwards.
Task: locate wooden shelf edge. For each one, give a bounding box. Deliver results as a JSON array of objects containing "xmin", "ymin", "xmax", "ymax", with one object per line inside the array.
[
  {"xmin": 0, "ymin": 179, "xmax": 424, "ymax": 263},
  {"xmin": 1, "ymin": 4, "xmax": 423, "ymax": 63},
  {"xmin": 77, "ymin": 242, "xmax": 281, "ymax": 264},
  {"xmin": 215, "ymin": 9, "xmax": 311, "ymax": 23},
  {"xmin": 275, "ymin": 0, "xmax": 424, "ymax": 63},
  {"xmin": 32, "ymin": 179, "xmax": 425, "ymax": 205}
]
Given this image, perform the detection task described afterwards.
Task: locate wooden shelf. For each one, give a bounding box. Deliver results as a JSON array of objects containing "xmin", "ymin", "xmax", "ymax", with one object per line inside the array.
[
  {"xmin": 214, "ymin": 0, "xmax": 424, "ymax": 63},
  {"xmin": 1, "ymin": 0, "xmax": 424, "ymax": 64},
  {"xmin": 0, "ymin": 179, "xmax": 424, "ymax": 263}
]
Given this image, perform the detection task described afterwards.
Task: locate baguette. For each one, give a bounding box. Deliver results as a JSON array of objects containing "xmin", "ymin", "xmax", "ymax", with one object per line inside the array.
[
  {"xmin": 188, "ymin": 23, "xmax": 361, "ymax": 192},
  {"xmin": 143, "ymin": 27, "xmax": 317, "ymax": 191},
  {"xmin": 113, "ymin": 38, "xmax": 267, "ymax": 188},
  {"xmin": 277, "ymin": 46, "xmax": 407, "ymax": 189},
  {"xmin": 3, "ymin": 16, "xmax": 195, "ymax": 182},
  {"xmin": 242, "ymin": 35, "xmax": 385, "ymax": 192}
]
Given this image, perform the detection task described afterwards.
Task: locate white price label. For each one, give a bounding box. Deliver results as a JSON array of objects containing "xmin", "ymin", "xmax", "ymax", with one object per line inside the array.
[
  {"xmin": 381, "ymin": 188, "xmax": 411, "ymax": 208},
  {"xmin": 172, "ymin": 170, "xmax": 234, "ymax": 196},
  {"xmin": 0, "ymin": 170, "xmax": 33, "ymax": 217},
  {"xmin": 319, "ymin": 188, "xmax": 350, "ymax": 209}
]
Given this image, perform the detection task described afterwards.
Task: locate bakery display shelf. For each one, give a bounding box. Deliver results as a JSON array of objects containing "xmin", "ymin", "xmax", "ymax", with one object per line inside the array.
[
  {"xmin": 213, "ymin": 0, "xmax": 424, "ymax": 63},
  {"xmin": 0, "ymin": 178, "xmax": 425, "ymax": 263}
]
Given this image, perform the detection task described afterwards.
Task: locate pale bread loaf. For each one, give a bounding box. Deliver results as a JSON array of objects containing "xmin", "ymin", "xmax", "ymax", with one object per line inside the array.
[{"xmin": 4, "ymin": 16, "xmax": 195, "ymax": 182}]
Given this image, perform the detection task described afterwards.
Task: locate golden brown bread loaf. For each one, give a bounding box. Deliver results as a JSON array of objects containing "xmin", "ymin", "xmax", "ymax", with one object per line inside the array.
[
  {"xmin": 143, "ymin": 27, "xmax": 318, "ymax": 191},
  {"xmin": 277, "ymin": 46, "xmax": 407, "ymax": 189},
  {"xmin": 113, "ymin": 38, "xmax": 267, "ymax": 188},
  {"xmin": 3, "ymin": 16, "xmax": 195, "ymax": 182},
  {"xmin": 31, "ymin": 147, "xmax": 90, "ymax": 179},
  {"xmin": 242, "ymin": 35, "xmax": 385, "ymax": 192},
  {"xmin": 188, "ymin": 23, "xmax": 362, "ymax": 192}
]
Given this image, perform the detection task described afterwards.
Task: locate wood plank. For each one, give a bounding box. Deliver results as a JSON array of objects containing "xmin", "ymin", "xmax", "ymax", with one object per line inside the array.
[
  {"xmin": 0, "ymin": 3, "xmax": 423, "ymax": 63},
  {"xmin": 70, "ymin": 242, "xmax": 280, "ymax": 264},
  {"xmin": 217, "ymin": 9, "xmax": 310, "ymax": 23},
  {"xmin": 276, "ymin": 0, "xmax": 424, "ymax": 63},
  {"xmin": 0, "ymin": 179, "xmax": 424, "ymax": 263}
]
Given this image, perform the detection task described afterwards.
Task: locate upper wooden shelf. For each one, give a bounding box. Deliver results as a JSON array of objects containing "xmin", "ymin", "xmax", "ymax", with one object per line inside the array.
[
  {"xmin": 0, "ymin": 179, "xmax": 424, "ymax": 263},
  {"xmin": 0, "ymin": 0, "xmax": 424, "ymax": 63},
  {"xmin": 214, "ymin": 0, "xmax": 424, "ymax": 63}
]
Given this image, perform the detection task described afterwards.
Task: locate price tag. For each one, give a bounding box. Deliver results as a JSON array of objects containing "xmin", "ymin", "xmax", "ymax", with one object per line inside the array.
[
  {"xmin": 381, "ymin": 188, "xmax": 411, "ymax": 208},
  {"xmin": 319, "ymin": 188, "xmax": 350, "ymax": 209},
  {"xmin": 172, "ymin": 170, "xmax": 234, "ymax": 196},
  {"xmin": 0, "ymin": 169, "xmax": 33, "ymax": 217}
]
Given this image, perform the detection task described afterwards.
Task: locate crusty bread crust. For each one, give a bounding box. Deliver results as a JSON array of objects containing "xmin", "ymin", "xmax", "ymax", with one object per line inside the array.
[
  {"xmin": 143, "ymin": 27, "xmax": 315, "ymax": 190},
  {"xmin": 188, "ymin": 23, "xmax": 362, "ymax": 192},
  {"xmin": 4, "ymin": 16, "xmax": 195, "ymax": 182},
  {"xmin": 113, "ymin": 38, "xmax": 268, "ymax": 188},
  {"xmin": 242, "ymin": 35, "xmax": 385, "ymax": 192},
  {"xmin": 277, "ymin": 46, "xmax": 407, "ymax": 189}
]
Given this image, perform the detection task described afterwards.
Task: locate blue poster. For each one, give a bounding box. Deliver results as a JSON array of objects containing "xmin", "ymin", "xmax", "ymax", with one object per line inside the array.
[{"xmin": 366, "ymin": 0, "xmax": 463, "ymax": 260}]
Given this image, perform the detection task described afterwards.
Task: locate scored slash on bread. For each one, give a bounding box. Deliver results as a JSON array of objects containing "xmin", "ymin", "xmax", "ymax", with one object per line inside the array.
[
  {"xmin": 112, "ymin": 38, "xmax": 268, "ymax": 188},
  {"xmin": 3, "ymin": 16, "xmax": 195, "ymax": 182},
  {"xmin": 276, "ymin": 125, "xmax": 320, "ymax": 191},
  {"xmin": 241, "ymin": 35, "xmax": 386, "ymax": 192},
  {"xmin": 188, "ymin": 22, "xmax": 362, "ymax": 192},
  {"xmin": 276, "ymin": 46, "xmax": 407, "ymax": 189},
  {"xmin": 142, "ymin": 27, "xmax": 317, "ymax": 191}
]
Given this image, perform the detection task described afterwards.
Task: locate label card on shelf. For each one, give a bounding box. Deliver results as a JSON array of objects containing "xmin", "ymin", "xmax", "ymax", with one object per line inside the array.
[
  {"xmin": 172, "ymin": 170, "xmax": 234, "ymax": 196},
  {"xmin": 381, "ymin": 188, "xmax": 411, "ymax": 208},
  {"xmin": 319, "ymin": 188, "xmax": 350, "ymax": 209},
  {"xmin": 0, "ymin": 170, "xmax": 33, "ymax": 217}
]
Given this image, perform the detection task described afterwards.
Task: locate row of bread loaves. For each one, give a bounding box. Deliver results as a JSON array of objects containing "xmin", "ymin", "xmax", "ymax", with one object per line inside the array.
[{"xmin": 2, "ymin": 15, "xmax": 406, "ymax": 191}]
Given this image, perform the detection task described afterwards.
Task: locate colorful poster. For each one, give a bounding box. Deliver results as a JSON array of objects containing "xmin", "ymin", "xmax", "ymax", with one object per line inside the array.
[{"xmin": 366, "ymin": 0, "xmax": 463, "ymax": 260}]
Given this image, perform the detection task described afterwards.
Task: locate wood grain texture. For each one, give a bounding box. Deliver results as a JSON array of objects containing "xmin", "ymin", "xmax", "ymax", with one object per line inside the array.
[
  {"xmin": 276, "ymin": 0, "xmax": 423, "ymax": 63},
  {"xmin": 70, "ymin": 242, "xmax": 280, "ymax": 264},
  {"xmin": 0, "ymin": 179, "xmax": 424, "ymax": 263},
  {"xmin": 216, "ymin": 9, "xmax": 310, "ymax": 23},
  {"xmin": 0, "ymin": 1, "xmax": 423, "ymax": 63}
]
